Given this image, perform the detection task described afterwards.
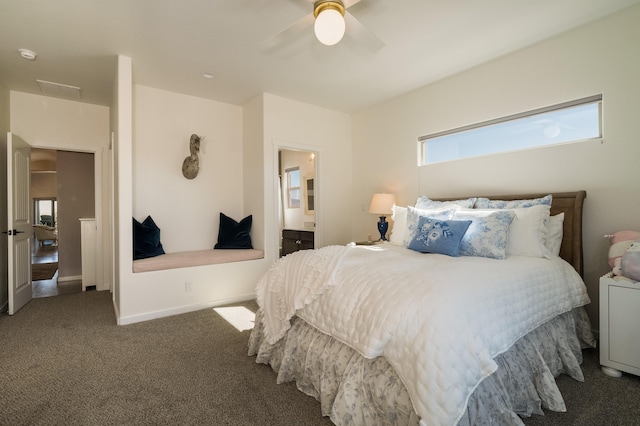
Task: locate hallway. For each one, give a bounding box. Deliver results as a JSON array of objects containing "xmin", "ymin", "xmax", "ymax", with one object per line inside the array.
[{"xmin": 31, "ymin": 241, "xmax": 82, "ymax": 298}]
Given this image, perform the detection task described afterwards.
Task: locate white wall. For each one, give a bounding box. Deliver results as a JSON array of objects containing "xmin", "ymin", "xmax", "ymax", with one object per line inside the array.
[
  {"xmin": 133, "ymin": 85, "xmax": 246, "ymax": 251},
  {"xmin": 116, "ymin": 83, "xmax": 270, "ymax": 324},
  {"xmin": 351, "ymin": 5, "xmax": 640, "ymax": 330},
  {"xmin": 263, "ymin": 93, "xmax": 352, "ymax": 253},
  {"xmin": 243, "ymin": 95, "xmax": 266, "ymax": 258},
  {"xmin": 10, "ymin": 92, "xmax": 109, "ymax": 150},
  {"xmin": 114, "ymin": 90, "xmax": 351, "ymax": 324},
  {"xmin": 10, "ymin": 91, "xmax": 111, "ymax": 291},
  {"xmin": 113, "ymin": 55, "xmax": 133, "ymax": 320}
]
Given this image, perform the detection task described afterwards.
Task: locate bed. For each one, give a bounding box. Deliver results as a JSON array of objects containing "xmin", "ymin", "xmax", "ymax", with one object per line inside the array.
[{"xmin": 248, "ymin": 191, "xmax": 595, "ymax": 426}]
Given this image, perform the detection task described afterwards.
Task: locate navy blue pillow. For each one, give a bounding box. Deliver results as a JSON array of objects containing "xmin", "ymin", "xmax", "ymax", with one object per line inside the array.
[
  {"xmin": 133, "ymin": 216, "xmax": 165, "ymax": 260},
  {"xmin": 214, "ymin": 213, "xmax": 253, "ymax": 249},
  {"xmin": 408, "ymin": 217, "xmax": 471, "ymax": 257}
]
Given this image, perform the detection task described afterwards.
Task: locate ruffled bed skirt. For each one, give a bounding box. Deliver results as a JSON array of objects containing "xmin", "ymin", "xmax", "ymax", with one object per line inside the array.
[{"xmin": 248, "ymin": 307, "xmax": 595, "ymax": 426}]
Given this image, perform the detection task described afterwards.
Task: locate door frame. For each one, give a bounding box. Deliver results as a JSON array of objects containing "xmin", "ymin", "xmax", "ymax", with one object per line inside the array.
[
  {"xmin": 28, "ymin": 142, "xmax": 110, "ymax": 291},
  {"xmin": 272, "ymin": 140, "xmax": 321, "ymax": 258}
]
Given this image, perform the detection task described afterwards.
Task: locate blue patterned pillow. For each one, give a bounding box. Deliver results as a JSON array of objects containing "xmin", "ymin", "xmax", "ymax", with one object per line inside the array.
[
  {"xmin": 415, "ymin": 195, "xmax": 476, "ymax": 209},
  {"xmin": 403, "ymin": 206, "xmax": 458, "ymax": 247},
  {"xmin": 474, "ymin": 194, "xmax": 552, "ymax": 209},
  {"xmin": 452, "ymin": 210, "xmax": 516, "ymax": 259},
  {"xmin": 408, "ymin": 217, "xmax": 472, "ymax": 256}
]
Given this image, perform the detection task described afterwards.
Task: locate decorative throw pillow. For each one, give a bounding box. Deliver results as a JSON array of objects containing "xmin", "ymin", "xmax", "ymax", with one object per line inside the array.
[
  {"xmin": 389, "ymin": 205, "xmax": 407, "ymax": 246},
  {"xmin": 408, "ymin": 217, "xmax": 471, "ymax": 256},
  {"xmin": 133, "ymin": 216, "xmax": 165, "ymax": 260},
  {"xmin": 505, "ymin": 204, "xmax": 551, "ymax": 258},
  {"xmin": 415, "ymin": 196, "xmax": 476, "ymax": 209},
  {"xmin": 474, "ymin": 194, "xmax": 552, "ymax": 209},
  {"xmin": 452, "ymin": 210, "xmax": 516, "ymax": 259},
  {"xmin": 214, "ymin": 213, "xmax": 253, "ymax": 249},
  {"xmin": 403, "ymin": 206, "xmax": 458, "ymax": 247}
]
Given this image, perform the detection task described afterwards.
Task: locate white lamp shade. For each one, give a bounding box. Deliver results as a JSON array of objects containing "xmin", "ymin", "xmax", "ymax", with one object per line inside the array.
[
  {"xmin": 369, "ymin": 193, "xmax": 396, "ymax": 215},
  {"xmin": 314, "ymin": 8, "xmax": 346, "ymax": 46}
]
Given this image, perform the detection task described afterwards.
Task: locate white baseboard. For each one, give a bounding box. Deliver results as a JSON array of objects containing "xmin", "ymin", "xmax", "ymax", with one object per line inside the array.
[
  {"xmin": 116, "ymin": 292, "xmax": 257, "ymax": 325},
  {"xmin": 57, "ymin": 275, "xmax": 82, "ymax": 283}
]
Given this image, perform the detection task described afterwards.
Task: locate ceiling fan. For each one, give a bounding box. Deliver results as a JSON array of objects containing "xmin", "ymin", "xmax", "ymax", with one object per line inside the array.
[{"xmin": 262, "ymin": 0, "xmax": 384, "ymax": 52}]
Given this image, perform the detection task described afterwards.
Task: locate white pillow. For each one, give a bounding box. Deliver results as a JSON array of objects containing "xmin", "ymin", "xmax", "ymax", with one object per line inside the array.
[
  {"xmin": 389, "ymin": 205, "xmax": 407, "ymax": 246},
  {"xmin": 415, "ymin": 196, "xmax": 476, "ymax": 209},
  {"xmin": 544, "ymin": 213, "xmax": 565, "ymax": 257},
  {"xmin": 505, "ymin": 205, "xmax": 551, "ymax": 257}
]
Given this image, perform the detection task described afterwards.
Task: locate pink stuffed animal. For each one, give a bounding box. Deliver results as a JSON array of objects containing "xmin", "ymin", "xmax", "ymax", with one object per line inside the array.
[{"xmin": 606, "ymin": 231, "xmax": 640, "ymax": 275}]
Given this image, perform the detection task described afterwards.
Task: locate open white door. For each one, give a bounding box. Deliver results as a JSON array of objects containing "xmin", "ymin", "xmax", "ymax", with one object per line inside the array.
[{"xmin": 6, "ymin": 133, "xmax": 32, "ymax": 315}]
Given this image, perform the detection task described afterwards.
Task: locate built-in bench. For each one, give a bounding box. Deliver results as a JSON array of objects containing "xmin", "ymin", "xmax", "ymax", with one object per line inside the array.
[{"xmin": 133, "ymin": 249, "xmax": 265, "ymax": 273}]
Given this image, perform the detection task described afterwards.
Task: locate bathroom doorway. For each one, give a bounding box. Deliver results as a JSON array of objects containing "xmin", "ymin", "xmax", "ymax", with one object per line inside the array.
[{"xmin": 278, "ymin": 148, "xmax": 317, "ymax": 257}]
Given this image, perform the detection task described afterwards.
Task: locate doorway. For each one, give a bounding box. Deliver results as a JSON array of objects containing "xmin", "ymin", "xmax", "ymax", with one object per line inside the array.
[
  {"xmin": 30, "ymin": 148, "xmax": 94, "ymax": 298},
  {"xmin": 278, "ymin": 148, "xmax": 317, "ymax": 257}
]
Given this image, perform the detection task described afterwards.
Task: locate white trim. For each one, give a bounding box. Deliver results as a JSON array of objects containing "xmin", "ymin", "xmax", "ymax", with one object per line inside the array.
[
  {"xmin": 116, "ymin": 293, "xmax": 257, "ymax": 325},
  {"xmin": 28, "ymin": 142, "xmax": 111, "ymax": 292},
  {"xmin": 418, "ymin": 94, "xmax": 603, "ymax": 141},
  {"xmin": 57, "ymin": 275, "xmax": 82, "ymax": 282}
]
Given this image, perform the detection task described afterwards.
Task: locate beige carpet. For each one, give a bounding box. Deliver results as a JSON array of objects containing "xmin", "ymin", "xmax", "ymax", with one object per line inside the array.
[
  {"xmin": 2, "ymin": 291, "xmax": 639, "ymax": 425},
  {"xmin": 0, "ymin": 291, "xmax": 332, "ymax": 426},
  {"xmin": 31, "ymin": 262, "xmax": 58, "ymax": 281}
]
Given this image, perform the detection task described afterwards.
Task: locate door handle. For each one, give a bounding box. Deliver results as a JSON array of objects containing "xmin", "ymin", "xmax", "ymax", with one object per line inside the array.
[{"xmin": 1, "ymin": 230, "xmax": 24, "ymax": 235}]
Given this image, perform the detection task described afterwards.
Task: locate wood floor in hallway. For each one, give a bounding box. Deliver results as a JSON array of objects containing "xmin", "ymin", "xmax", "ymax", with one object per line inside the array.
[{"xmin": 31, "ymin": 241, "xmax": 82, "ymax": 298}]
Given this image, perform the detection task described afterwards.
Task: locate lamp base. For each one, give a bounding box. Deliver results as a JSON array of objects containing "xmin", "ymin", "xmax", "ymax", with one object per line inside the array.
[{"xmin": 377, "ymin": 216, "xmax": 389, "ymax": 241}]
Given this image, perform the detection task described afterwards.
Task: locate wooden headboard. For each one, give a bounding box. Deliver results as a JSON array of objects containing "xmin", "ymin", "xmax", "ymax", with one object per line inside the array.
[{"xmin": 433, "ymin": 191, "xmax": 586, "ymax": 277}]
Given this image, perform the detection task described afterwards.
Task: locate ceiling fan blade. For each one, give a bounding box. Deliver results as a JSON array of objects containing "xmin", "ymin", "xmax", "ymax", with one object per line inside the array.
[
  {"xmin": 342, "ymin": 0, "xmax": 363, "ymax": 8},
  {"xmin": 344, "ymin": 11, "xmax": 384, "ymax": 52},
  {"xmin": 261, "ymin": 13, "xmax": 315, "ymax": 50}
]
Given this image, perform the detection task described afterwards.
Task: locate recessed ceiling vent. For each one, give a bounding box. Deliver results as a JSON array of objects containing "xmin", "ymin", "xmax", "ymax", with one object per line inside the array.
[{"xmin": 36, "ymin": 79, "xmax": 82, "ymax": 99}]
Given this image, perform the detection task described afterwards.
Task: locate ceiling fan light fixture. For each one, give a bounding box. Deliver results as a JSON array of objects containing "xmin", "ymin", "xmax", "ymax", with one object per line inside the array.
[{"xmin": 313, "ymin": 1, "xmax": 346, "ymax": 46}]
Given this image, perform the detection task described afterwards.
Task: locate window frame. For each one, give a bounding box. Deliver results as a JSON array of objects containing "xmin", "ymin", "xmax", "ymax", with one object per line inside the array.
[
  {"xmin": 285, "ymin": 167, "xmax": 301, "ymax": 209},
  {"xmin": 418, "ymin": 94, "xmax": 603, "ymax": 166},
  {"xmin": 34, "ymin": 198, "xmax": 57, "ymax": 227}
]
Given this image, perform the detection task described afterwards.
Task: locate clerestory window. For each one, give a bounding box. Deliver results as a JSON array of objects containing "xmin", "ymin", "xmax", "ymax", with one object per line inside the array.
[{"xmin": 418, "ymin": 95, "xmax": 602, "ymax": 165}]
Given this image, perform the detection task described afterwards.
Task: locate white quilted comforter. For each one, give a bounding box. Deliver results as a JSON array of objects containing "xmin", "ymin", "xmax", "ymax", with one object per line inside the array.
[{"xmin": 255, "ymin": 243, "xmax": 591, "ymax": 426}]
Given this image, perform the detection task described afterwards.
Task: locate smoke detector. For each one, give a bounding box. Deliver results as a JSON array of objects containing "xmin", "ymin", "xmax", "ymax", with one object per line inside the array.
[{"xmin": 18, "ymin": 48, "xmax": 37, "ymax": 61}]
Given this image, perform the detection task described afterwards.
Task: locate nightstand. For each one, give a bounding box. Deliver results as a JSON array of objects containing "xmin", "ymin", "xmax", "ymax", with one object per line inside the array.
[
  {"xmin": 599, "ymin": 273, "xmax": 640, "ymax": 377},
  {"xmin": 281, "ymin": 229, "xmax": 314, "ymax": 256}
]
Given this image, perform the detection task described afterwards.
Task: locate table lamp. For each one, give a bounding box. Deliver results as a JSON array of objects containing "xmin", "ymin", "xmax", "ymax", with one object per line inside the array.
[{"xmin": 368, "ymin": 193, "xmax": 396, "ymax": 241}]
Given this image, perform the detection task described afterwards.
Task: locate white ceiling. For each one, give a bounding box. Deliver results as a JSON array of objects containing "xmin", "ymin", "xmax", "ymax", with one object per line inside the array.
[{"xmin": 1, "ymin": 0, "xmax": 638, "ymax": 113}]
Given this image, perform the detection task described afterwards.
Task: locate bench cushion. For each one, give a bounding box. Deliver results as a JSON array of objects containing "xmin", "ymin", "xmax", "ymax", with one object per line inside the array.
[{"xmin": 133, "ymin": 249, "xmax": 264, "ymax": 273}]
